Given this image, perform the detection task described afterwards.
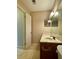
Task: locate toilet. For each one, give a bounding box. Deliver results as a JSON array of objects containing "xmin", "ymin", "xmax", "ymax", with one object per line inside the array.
[{"xmin": 57, "ymin": 45, "xmax": 62, "ymax": 59}]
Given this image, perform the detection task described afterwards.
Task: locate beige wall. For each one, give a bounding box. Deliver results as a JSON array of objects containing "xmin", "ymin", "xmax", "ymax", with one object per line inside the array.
[
  {"xmin": 31, "ymin": 11, "xmax": 61, "ymax": 43},
  {"xmin": 17, "ymin": 0, "xmax": 30, "ymax": 14}
]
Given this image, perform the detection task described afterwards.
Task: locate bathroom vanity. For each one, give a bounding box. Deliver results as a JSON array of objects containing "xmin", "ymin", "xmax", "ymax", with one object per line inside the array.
[{"xmin": 40, "ymin": 34, "xmax": 62, "ymax": 59}]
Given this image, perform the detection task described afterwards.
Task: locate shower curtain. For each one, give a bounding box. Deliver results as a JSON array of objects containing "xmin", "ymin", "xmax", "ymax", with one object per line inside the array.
[{"xmin": 17, "ymin": 7, "xmax": 26, "ymax": 49}]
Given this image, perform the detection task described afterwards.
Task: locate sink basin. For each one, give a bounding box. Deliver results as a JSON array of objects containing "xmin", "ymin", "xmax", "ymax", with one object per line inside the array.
[
  {"xmin": 40, "ymin": 34, "xmax": 62, "ymax": 43},
  {"xmin": 45, "ymin": 37, "xmax": 53, "ymax": 40},
  {"xmin": 45, "ymin": 36, "xmax": 56, "ymax": 40}
]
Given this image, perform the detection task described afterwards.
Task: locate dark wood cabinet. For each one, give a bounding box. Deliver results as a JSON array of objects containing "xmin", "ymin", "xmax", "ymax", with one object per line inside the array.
[{"xmin": 40, "ymin": 42, "xmax": 62, "ymax": 59}]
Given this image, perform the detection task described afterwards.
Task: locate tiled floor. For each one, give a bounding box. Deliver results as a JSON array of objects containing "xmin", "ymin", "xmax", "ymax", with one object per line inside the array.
[{"xmin": 17, "ymin": 43, "xmax": 40, "ymax": 59}]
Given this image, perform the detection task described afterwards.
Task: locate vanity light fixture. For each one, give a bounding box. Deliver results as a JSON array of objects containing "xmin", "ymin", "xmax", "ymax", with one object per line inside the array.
[
  {"xmin": 50, "ymin": 11, "xmax": 59, "ymax": 17},
  {"xmin": 50, "ymin": 12, "xmax": 54, "ymax": 17}
]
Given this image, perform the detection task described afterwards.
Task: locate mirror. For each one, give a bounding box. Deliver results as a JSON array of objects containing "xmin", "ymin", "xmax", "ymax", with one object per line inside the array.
[
  {"xmin": 44, "ymin": 12, "xmax": 59, "ymax": 27},
  {"xmin": 44, "ymin": 0, "xmax": 62, "ymax": 27}
]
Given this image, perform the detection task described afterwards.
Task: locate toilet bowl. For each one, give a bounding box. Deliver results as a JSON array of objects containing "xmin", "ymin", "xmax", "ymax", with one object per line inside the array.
[{"xmin": 57, "ymin": 45, "xmax": 62, "ymax": 59}]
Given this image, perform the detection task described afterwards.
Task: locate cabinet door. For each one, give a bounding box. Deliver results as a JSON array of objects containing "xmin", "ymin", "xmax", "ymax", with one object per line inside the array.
[{"xmin": 40, "ymin": 43, "xmax": 58, "ymax": 59}]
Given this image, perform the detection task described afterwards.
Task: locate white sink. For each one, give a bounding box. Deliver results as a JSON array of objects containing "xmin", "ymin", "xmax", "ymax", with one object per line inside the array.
[{"xmin": 40, "ymin": 34, "xmax": 62, "ymax": 43}]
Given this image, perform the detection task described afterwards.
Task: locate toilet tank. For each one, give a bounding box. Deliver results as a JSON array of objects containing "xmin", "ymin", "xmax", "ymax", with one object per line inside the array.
[{"xmin": 57, "ymin": 45, "xmax": 62, "ymax": 59}]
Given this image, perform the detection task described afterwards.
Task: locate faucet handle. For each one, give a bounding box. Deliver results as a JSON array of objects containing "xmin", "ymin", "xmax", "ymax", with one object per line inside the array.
[{"xmin": 53, "ymin": 36, "xmax": 55, "ymax": 40}]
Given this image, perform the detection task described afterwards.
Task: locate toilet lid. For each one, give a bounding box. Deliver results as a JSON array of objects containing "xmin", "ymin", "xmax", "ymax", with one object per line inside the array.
[{"xmin": 57, "ymin": 45, "xmax": 62, "ymax": 55}]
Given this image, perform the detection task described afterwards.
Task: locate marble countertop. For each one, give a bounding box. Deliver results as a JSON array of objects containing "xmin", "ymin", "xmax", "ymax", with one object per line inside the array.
[{"xmin": 40, "ymin": 34, "xmax": 62, "ymax": 43}]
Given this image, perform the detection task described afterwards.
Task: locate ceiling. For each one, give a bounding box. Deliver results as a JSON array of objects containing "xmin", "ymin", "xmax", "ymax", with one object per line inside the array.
[{"xmin": 20, "ymin": 0, "xmax": 56, "ymax": 12}]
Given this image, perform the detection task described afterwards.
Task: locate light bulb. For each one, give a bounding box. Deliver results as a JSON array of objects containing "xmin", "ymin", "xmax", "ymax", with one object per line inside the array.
[
  {"xmin": 54, "ymin": 12, "xmax": 59, "ymax": 16},
  {"xmin": 50, "ymin": 12, "xmax": 54, "ymax": 17}
]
